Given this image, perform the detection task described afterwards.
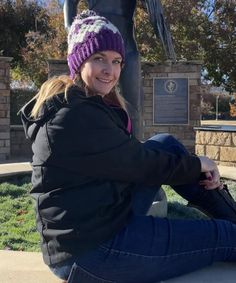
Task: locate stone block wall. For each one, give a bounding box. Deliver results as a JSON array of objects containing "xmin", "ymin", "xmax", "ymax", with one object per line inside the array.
[
  {"xmin": 195, "ymin": 129, "xmax": 236, "ymax": 167},
  {"xmin": 10, "ymin": 125, "xmax": 32, "ymax": 159},
  {"xmin": 141, "ymin": 61, "xmax": 202, "ymax": 153},
  {"xmin": 0, "ymin": 57, "xmax": 12, "ymax": 160}
]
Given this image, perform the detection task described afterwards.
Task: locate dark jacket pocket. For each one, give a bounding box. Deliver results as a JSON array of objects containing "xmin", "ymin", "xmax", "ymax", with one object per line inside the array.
[{"xmin": 67, "ymin": 263, "xmax": 116, "ymax": 283}]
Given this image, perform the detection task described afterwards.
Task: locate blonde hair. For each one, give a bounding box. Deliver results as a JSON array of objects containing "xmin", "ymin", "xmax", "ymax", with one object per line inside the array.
[
  {"xmin": 31, "ymin": 75, "xmax": 74, "ymax": 118},
  {"xmin": 31, "ymin": 74, "xmax": 127, "ymax": 118}
]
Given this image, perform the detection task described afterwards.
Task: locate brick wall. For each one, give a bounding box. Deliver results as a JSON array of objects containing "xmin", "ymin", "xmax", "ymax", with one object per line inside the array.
[
  {"xmin": 195, "ymin": 129, "xmax": 236, "ymax": 167},
  {"xmin": 0, "ymin": 57, "xmax": 12, "ymax": 160}
]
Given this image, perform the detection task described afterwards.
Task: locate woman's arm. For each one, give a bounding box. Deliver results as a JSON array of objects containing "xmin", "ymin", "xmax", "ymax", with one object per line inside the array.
[{"xmin": 48, "ymin": 102, "xmax": 201, "ymax": 186}]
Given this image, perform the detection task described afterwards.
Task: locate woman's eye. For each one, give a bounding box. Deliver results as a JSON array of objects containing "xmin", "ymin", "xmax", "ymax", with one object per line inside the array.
[
  {"xmin": 94, "ymin": 57, "xmax": 103, "ymax": 62},
  {"xmin": 113, "ymin": 60, "xmax": 122, "ymax": 65}
]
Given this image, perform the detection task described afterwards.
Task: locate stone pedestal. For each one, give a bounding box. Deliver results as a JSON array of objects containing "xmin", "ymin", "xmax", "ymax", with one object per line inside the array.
[
  {"xmin": 141, "ymin": 61, "xmax": 202, "ymax": 153},
  {"xmin": 0, "ymin": 57, "xmax": 12, "ymax": 161}
]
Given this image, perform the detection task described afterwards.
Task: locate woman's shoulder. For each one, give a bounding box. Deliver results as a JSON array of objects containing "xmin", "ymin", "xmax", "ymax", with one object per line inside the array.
[
  {"xmin": 65, "ymin": 85, "xmax": 103, "ymax": 106},
  {"xmin": 54, "ymin": 88, "xmax": 110, "ymax": 124}
]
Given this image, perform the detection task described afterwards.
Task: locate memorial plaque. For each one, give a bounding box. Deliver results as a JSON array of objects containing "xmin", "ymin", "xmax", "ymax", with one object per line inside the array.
[{"xmin": 153, "ymin": 78, "xmax": 189, "ymax": 124}]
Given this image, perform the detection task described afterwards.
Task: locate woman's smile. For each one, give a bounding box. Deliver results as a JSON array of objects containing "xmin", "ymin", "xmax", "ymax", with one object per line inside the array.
[{"xmin": 80, "ymin": 50, "xmax": 122, "ymax": 96}]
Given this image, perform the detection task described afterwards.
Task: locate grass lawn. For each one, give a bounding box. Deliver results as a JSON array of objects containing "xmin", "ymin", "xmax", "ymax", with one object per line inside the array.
[
  {"xmin": 0, "ymin": 177, "xmax": 236, "ymax": 252},
  {"xmin": 166, "ymin": 180, "xmax": 236, "ymax": 220},
  {"xmin": 0, "ymin": 176, "xmax": 40, "ymax": 252}
]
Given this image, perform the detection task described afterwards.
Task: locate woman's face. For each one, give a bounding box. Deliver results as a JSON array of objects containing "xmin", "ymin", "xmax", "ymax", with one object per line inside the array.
[{"xmin": 80, "ymin": 50, "xmax": 122, "ymax": 97}]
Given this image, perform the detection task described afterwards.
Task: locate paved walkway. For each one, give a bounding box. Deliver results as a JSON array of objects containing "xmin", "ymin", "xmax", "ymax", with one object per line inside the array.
[
  {"xmin": 0, "ymin": 250, "xmax": 235, "ymax": 283},
  {"xmin": 0, "ymin": 250, "xmax": 60, "ymax": 283},
  {"xmin": 0, "ymin": 161, "xmax": 235, "ymax": 282}
]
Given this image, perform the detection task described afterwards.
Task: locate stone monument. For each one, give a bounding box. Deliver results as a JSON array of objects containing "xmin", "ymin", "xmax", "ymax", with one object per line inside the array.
[
  {"xmin": 141, "ymin": 61, "xmax": 202, "ymax": 153},
  {"xmin": 63, "ymin": 0, "xmax": 176, "ymax": 138}
]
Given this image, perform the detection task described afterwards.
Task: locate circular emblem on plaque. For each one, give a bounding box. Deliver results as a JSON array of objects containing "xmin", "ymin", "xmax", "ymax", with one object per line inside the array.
[{"xmin": 164, "ymin": 80, "xmax": 178, "ymax": 94}]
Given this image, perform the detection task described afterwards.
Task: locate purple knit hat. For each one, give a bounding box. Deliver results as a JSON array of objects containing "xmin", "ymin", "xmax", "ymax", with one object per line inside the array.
[{"xmin": 67, "ymin": 10, "xmax": 125, "ymax": 80}]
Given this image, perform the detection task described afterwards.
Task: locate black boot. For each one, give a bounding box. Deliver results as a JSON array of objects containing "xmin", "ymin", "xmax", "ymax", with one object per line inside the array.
[{"xmin": 188, "ymin": 185, "xmax": 236, "ymax": 223}]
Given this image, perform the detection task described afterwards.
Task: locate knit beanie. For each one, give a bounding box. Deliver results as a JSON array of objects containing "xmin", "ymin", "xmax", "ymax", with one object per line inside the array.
[{"xmin": 67, "ymin": 10, "xmax": 125, "ymax": 80}]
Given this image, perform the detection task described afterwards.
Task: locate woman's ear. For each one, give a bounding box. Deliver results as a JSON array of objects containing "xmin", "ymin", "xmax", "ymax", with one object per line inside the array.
[{"xmin": 73, "ymin": 73, "xmax": 82, "ymax": 86}]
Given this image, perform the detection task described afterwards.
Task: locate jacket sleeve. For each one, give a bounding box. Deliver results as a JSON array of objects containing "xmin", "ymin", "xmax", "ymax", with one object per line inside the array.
[{"xmin": 48, "ymin": 102, "xmax": 201, "ymax": 186}]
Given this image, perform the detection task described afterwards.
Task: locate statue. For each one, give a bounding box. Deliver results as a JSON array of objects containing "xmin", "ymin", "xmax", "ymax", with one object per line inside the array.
[
  {"xmin": 63, "ymin": 0, "xmax": 176, "ymax": 136},
  {"xmin": 144, "ymin": 0, "xmax": 176, "ymax": 60},
  {"xmin": 229, "ymin": 94, "xmax": 236, "ymax": 118}
]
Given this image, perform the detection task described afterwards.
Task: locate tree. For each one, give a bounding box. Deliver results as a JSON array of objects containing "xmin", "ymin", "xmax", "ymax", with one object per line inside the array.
[
  {"xmin": 202, "ymin": 0, "xmax": 236, "ymax": 92},
  {"xmin": 1, "ymin": 0, "xmax": 235, "ymax": 91},
  {"xmin": 0, "ymin": 0, "xmax": 49, "ymax": 65},
  {"xmin": 135, "ymin": 2, "xmax": 165, "ymax": 62},
  {"xmin": 21, "ymin": 0, "xmax": 67, "ymax": 86},
  {"xmin": 16, "ymin": 0, "xmax": 88, "ymax": 87},
  {"xmin": 135, "ymin": 0, "xmax": 236, "ymax": 92},
  {"xmin": 135, "ymin": 0, "xmax": 208, "ymax": 62},
  {"xmin": 201, "ymin": 88, "xmax": 231, "ymax": 119}
]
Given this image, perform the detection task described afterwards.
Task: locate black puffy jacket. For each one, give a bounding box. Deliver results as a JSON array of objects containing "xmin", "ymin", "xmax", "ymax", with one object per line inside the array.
[{"xmin": 20, "ymin": 85, "xmax": 201, "ymax": 265}]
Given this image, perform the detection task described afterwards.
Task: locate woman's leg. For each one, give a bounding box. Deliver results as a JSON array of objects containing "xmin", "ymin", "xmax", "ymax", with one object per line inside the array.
[
  {"xmin": 145, "ymin": 134, "xmax": 236, "ymax": 223},
  {"xmin": 144, "ymin": 133, "xmax": 203, "ymax": 201},
  {"xmin": 54, "ymin": 215, "xmax": 236, "ymax": 283},
  {"xmin": 132, "ymin": 133, "xmax": 219, "ymax": 215},
  {"xmin": 131, "ymin": 135, "xmax": 171, "ymax": 215}
]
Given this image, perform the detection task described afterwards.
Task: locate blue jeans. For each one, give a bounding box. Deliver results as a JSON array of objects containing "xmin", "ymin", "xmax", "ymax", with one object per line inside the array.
[{"xmin": 49, "ymin": 134, "xmax": 236, "ymax": 282}]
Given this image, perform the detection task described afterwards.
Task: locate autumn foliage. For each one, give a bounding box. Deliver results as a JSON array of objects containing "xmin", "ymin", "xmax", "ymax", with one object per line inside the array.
[{"xmin": 0, "ymin": 0, "xmax": 236, "ymax": 91}]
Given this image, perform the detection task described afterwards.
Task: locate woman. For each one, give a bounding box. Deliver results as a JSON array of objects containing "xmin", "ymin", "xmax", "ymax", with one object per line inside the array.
[{"xmin": 21, "ymin": 10, "xmax": 236, "ymax": 283}]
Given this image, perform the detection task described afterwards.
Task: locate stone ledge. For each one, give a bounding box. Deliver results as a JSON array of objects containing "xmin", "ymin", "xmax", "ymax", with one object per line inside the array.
[
  {"xmin": 0, "ymin": 162, "xmax": 32, "ymax": 178},
  {"xmin": 0, "ymin": 250, "xmax": 60, "ymax": 283},
  {"xmin": 0, "ymin": 250, "xmax": 235, "ymax": 283},
  {"xmin": 0, "ymin": 57, "xmax": 13, "ymax": 62}
]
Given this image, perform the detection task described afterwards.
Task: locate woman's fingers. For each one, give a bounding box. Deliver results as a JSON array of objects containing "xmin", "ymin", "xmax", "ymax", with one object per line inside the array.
[
  {"xmin": 199, "ymin": 178, "xmax": 222, "ymax": 190},
  {"xmin": 198, "ymin": 156, "xmax": 221, "ymax": 190}
]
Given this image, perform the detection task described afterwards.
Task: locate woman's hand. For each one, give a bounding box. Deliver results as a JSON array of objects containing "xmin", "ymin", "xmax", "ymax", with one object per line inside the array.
[{"xmin": 198, "ymin": 156, "xmax": 223, "ymax": 190}]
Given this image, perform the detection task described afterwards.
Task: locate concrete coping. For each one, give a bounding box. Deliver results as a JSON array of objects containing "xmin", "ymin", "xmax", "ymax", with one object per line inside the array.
[
  {"xmin": 10, "ymin": 125, "xmax": 24, "ymax": 129},
  {"xmin": 47, "ymin": 58, "xmax": 67, "ymax": 64},
  {"xmin": 0, "ymin": 162, "xmax": 32, "ymax": 178},
  {"xmin": 141, "ymin": 60, "xmax": 203, "ymax": 67},
  {"xmin": 0, "ymin": 56, "xmax": 13, "ymax": 62},
  {"xmin": 194, "ymin": 125, "xmax": 236, "ymax": 132}
]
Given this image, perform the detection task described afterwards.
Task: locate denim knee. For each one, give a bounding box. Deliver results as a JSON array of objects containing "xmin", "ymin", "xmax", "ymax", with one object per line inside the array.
[
  {"xmin": 148, "ymin": 133, "xmax": 174, "ymax": 143},
  {"xmin": 144, "ymin": 133, "xmax": 188, "ymax": 155}
]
